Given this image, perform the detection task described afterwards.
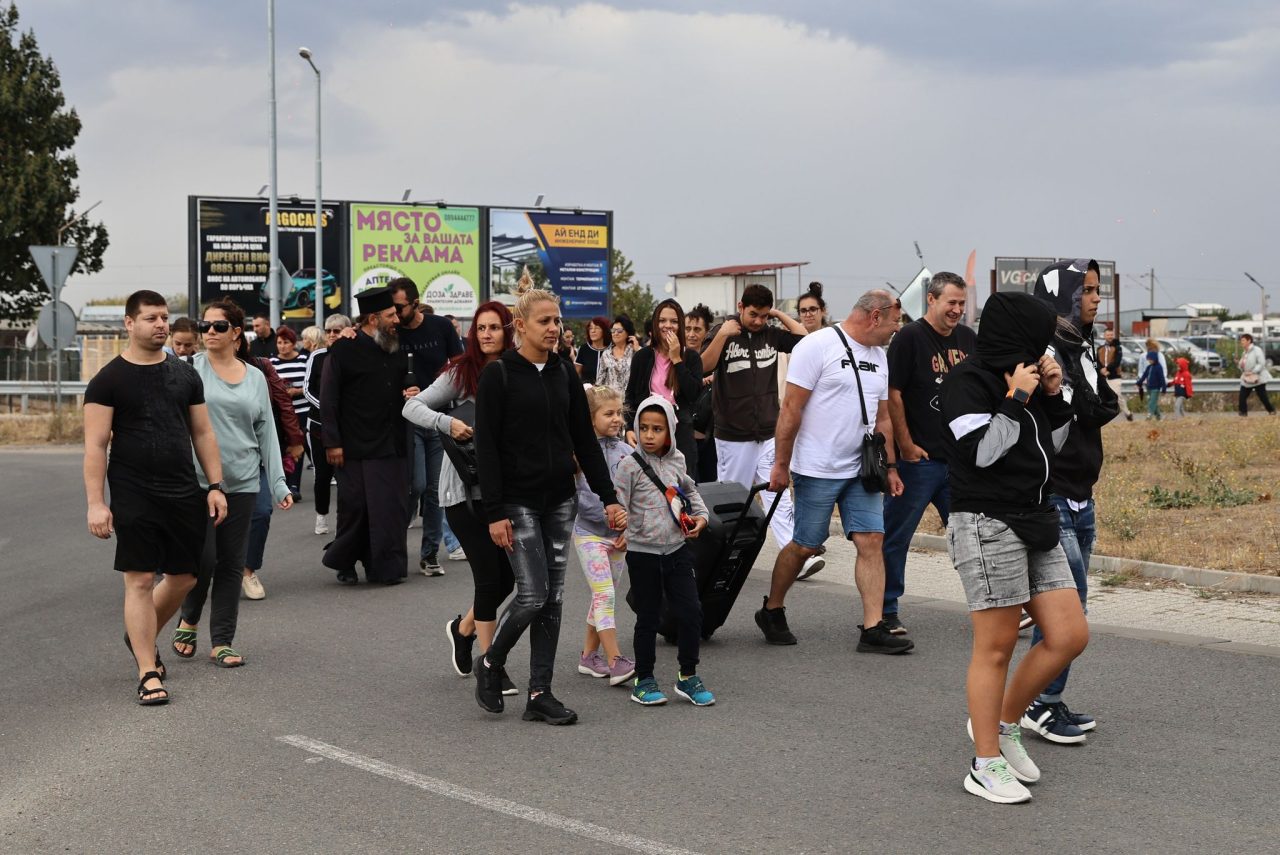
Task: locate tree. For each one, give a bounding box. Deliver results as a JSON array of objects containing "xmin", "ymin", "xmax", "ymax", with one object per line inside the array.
[
  {"xmin": 0, "ymin": 2, "xmax": 108, "ymax": 322},
  {"xmin": 609, "ymin": 248, "xmax": 654, "ymax": 328}
]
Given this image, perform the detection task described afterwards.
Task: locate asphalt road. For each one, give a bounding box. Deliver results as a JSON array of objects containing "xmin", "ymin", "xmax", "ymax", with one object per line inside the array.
[{"xmin": 2, "ymin": 447, "xmax": 1278, "ymax": 854}]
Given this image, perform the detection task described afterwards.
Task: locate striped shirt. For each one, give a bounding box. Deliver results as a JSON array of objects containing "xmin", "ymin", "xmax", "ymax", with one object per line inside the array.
[{"xmin": 270, "ymin": 353, "xmax": 311, "ymax": 422}]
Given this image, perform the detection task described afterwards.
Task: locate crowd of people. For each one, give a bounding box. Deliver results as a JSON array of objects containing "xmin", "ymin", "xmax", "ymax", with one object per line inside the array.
[{"xmin": 86, "ymin": 258, "xmax": 1259, "ymax": 803}]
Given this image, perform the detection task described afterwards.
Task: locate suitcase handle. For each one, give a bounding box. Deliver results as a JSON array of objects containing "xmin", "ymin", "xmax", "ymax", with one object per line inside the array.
[{"xmin": 719, "ymin": 482, "xmax": 783, "ymax": 546}]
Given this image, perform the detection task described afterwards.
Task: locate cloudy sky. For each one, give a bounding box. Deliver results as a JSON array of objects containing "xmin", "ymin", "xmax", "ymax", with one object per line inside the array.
[{"xmin": 21, "ymin": 0, "xmax": 1280, "ymax": 316}]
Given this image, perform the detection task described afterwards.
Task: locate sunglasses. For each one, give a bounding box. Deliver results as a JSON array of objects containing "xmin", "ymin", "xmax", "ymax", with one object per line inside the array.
[{"xmin": 197, "ymin": 320, "xmax": 233, "ymax": 333}]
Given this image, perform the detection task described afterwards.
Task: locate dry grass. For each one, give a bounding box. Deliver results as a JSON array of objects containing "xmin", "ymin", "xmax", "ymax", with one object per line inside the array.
[
  {"xmin": 915, "ymin": 413, "xmax": 1280, "ymax": 575},
  {"xmin": 0, "ymin": 412, "xmax": 84, "ymax": 445}
]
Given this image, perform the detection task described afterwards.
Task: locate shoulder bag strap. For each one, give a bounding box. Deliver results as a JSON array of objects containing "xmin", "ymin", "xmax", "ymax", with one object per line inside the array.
[
  {"xmin": 631, "ymin": 450, "xmax": 669, "ymax": 495},
  {"xmin": 831, "ymin": 325, "xmax": 872, "ymax": 429}
]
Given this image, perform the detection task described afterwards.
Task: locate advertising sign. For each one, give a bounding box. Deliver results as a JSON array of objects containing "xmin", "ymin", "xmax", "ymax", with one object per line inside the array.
[
  {"xmin": 994, "ymin": 257, "xmax": 1116, "ymax": 298},
  {"xmin": 190, "ymin": 197, "xmax": 344, "ymax": 322},
  {"xmin": 349, "ymin": 204, "xmax": 481, "ymax": 316},
  {"xmin": 490, "ymin": 209, "xmax": 610, "ymax": 319}
]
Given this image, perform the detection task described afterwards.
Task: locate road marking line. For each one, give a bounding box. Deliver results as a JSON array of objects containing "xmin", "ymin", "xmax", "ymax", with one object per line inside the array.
[{"xmin": 277, "ymin": 735, "xmax": 701, "ymax": 855}]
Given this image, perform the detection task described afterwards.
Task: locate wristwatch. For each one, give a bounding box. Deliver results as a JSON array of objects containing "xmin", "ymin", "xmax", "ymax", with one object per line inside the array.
[
  {"xmin": 1007, "ymin": 387, "xmax": 1031, "ymax": 405},
  {"xmin": 207, "ymin": 481, "xmax": 225, "ymax": 493}
]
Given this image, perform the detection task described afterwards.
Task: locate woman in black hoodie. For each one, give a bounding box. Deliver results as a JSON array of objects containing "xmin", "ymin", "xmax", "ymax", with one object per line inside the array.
[
  {"xmin": 624, "ymin": 299, "xmax": 703, "ymax": 471},
  {"xmin": 472, "ymin": 289, "xmax": 627, "ymax": 725},
  {"xmin": 939, "ymin": 292, "xmax": 1089, "ymax": 804}
]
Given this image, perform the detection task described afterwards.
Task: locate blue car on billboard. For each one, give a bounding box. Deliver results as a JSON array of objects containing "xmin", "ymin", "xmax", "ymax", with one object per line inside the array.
[{"xmin": 261, "ymin": 268, "xmax": 338, "ymax": 311}]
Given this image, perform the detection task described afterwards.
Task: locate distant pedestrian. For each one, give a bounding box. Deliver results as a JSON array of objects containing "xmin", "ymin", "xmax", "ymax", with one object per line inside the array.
[
  {"xmin": 1237, "ymin": 334, "xmax": 1275, "ymax": 416},
  {"xmin": 597, "ymin": 315, "xmax": 638, "ymax": 395},
  {"xmin": 249, "ymin": 313, "xmax": 277, "ymax": 360},
  {"xmin": 624, "ymin": 299, "xmax": 704, "ymax": 470},
  {"xmin": 1137, "ymin": 351, "xmax": 1166, "ymax": 420},
  {"xmin": 683, "ymin": 303, "xmax": 718, "ymax": 482},
  {"xmin": 1171, "ymin": 357, "xmax": 1194, "ymax": 418},
  {"xmin": 1096, "ymin": 328, "xmax": 1133, "ymax": 421},
  {"xmin": 574, "ymin": 316, "xmax": 610, "ymax": 383},
  {"xmin": 302, "ymin": 314, "xmax": 352, "ymax": 536},
  {"xmin": 83, "ymin": 290, "xmax": 227, "ymax": 705},
  {"xmin": 300, "ymin": 325, "xmax": 325, "ymax": 354},
  {"xmin": 169, "ymin": 317, "xmax": 200, "ymax": 360},
  {"xmin": 271, "ymin": 326, "xmax": 310, "ymax": 501}
]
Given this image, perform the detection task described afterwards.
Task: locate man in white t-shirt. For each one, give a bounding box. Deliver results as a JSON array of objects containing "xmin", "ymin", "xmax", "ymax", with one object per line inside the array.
[{"xmin": 755, "ymin": 290, "xmax": 914, "ymax": 654}]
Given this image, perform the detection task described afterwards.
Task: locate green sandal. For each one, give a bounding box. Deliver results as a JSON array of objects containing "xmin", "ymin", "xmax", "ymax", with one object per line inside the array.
[
  {"xmin": 171, "ymin": 628, "xmax": 198, "ymax": 659},
  {"xmin": 212, "ymin": 646, "xmax": 245, "ymax": 668}
]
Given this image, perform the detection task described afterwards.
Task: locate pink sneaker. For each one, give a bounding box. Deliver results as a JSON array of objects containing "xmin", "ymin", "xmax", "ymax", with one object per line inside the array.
[
  {"xmin": 577, "ymin": 651, "xmax": 609, "ymax": 678},
  {"xmin": 608, "ymin": 655, "xmax": 636, "ymax": 686}
]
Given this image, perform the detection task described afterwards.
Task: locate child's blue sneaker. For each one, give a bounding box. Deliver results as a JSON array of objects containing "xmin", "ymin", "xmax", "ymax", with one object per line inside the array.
[
  {"xmin": 630, "ymin": 677, "xmax": 668, "ymax": 706},
  {"xmin": 674, "ymin": 673, "xmax": 715, "ymax": 706}
]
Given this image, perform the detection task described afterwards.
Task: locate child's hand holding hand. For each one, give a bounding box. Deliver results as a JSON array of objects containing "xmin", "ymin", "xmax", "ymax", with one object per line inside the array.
[{"xmin": 612, "ymin": 533, "xmax": 627, "ymax": 551}]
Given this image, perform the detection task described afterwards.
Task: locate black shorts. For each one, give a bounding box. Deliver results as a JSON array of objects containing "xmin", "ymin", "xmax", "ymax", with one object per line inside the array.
[{"xmin": 110, "ymin": 486, "xmax": 208, "ymax": 575}]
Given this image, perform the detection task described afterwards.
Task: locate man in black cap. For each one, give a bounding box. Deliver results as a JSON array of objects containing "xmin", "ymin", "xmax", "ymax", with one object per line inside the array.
[{"xmin": 319, "ymin": 286, "xmax": 419, "ymax": 585}]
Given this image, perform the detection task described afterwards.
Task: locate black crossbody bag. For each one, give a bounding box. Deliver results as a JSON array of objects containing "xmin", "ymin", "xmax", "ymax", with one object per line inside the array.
[{"xmin": 831, "ymin": 326, "xmax": 891, "ymax": 494}]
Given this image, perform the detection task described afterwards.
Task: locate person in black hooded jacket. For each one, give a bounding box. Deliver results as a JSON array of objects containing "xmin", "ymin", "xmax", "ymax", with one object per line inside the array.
[
  {"xmin": 939, "ymin": 292, "xmax": 1090, "ymax": 804},
  {"xmin": 1017, "ymin": 259, "xmax": 1117, "ymax": 743},
  {"xmin": 472, "ymin": 289, "xmax": 626, "ymax": 726}
]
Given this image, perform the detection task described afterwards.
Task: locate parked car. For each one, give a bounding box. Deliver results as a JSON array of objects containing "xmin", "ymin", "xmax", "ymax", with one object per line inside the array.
[
  {"xmin": 1116, "ymin": 337, "xmax": 1146, "ymax": 375},
  {"xmin": 1156, "ymin": 337, "xmax": 1223, "ymax": 372}
]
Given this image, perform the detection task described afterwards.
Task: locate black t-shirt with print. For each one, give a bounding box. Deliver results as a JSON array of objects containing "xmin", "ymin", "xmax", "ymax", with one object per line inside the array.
[
  {"xmin": 84, "ymin": 354, "xmax": 206, "ymax": 498},
  {"xmin": 887, "ymin": 318, "xmax": 977, "ymax": 460}
]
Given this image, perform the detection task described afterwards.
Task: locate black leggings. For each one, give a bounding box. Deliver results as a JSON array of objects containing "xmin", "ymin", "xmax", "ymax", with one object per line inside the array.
[
  {"xmin": 309, "ymin": 424, "xmax": 336, "ymax": 514},
  {"xmin": 445, "ymin": 501, "xmax": 514, "ymax": 621},
  {"xmin": 180, "ymin": 491, "xmax": 256, "ymax": 647}
]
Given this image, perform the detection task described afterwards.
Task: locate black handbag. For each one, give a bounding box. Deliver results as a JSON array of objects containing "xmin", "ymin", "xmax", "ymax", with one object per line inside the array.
[
  {"xmin": 832, "ymin": 326, "xmax": 891, "ymax": 494},
  {"xmin": 439, "ymin": 399, "xmax": 479, "ymax": 487}
]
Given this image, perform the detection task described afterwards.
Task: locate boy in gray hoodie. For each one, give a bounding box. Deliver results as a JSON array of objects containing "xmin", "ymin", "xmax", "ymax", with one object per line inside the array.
[{"xmin": 613, "ymin": 395, "xmax": 713, "ymax": 706}]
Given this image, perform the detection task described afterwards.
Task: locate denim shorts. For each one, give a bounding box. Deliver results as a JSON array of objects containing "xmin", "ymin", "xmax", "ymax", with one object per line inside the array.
[
  {"xmin": 946, "ymin": 512, "xmax": 1075, "ymax": 611},
  {"xmin": 791, "ymin": 473, "xmax": 884, "ymax": 548}
]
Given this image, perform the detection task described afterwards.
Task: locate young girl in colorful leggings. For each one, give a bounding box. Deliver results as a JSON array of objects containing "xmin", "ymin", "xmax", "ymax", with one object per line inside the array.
[{"xmin": 574, "ymin": 385, "xmax": 637, "ymax": 686}]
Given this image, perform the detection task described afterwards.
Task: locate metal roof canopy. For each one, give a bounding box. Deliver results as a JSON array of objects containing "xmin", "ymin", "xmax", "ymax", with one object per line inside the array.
[{"xmin": 670, "ymin": 262, "xmax": 808, "ymax": 278}]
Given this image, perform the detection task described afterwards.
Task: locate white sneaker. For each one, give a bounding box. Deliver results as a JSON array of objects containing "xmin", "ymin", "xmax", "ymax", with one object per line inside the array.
[
  {"xmin": 408, "ymin": 517, "xmax": 420, "ymax": 529},
  {"xmin": 314, "ymin": 514, "xmax": 329, "ymax": 535},
  {"xmin": 241, "ymin": 572, "xmax": 266, "ymax": 600},
  {"xmin": 964, "ymin": 758, "xmax": 1032, "ymax": 804},
  {"xmin": 966, "ymin": 718, "xmax": 1041, "ymax": 783},
  {"xmin": 797, "ymin": 554, "xmax": 826, "ymax": 580},
  {"xmin": 447, "ymin": 547, "xmax": 467, "ymax": 562},
  {"xmin": 419, "ymin": 559, "xmax": 444, "ymax": 577}
]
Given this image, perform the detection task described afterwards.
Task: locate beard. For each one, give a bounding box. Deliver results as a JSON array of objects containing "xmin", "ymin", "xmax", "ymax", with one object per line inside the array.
[{"xmin": 375, "ymin": 326, "xmax": 400, "ymax": 353}]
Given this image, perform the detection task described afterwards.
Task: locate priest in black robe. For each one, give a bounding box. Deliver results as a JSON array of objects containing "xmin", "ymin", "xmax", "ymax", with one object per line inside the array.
[{"xmin": 320, "ymin": 287, "xmax": 419, "ymax": 585}]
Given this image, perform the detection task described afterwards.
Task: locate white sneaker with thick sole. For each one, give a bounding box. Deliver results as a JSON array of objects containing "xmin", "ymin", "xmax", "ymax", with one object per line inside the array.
[
  {"xmin": 964, "ymin": 759, "xmax": 1032, "ymax": 804},
  {"xmin": 797, "ymin": 554, "xmax": 826, "ymax": 580},
  {"xmin": 314, "ymin": 514, "xmax": 329, "ymax": 535},
  {"xmin": 966, "ymin": 718, "xmax": 1041, "ymax": 783},
  {"xmin": 448, "ymin": 547, "xmax": 467, "ymax": 562},
  {"xmin": 241, "ymin": 572, "xmax": 266, "ymax": 600}
]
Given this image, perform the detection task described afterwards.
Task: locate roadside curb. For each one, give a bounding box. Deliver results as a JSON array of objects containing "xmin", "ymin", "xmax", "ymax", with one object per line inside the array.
[{"xmin": 908, "ymin": 533, "xmax": 1280, "ymax": 595}]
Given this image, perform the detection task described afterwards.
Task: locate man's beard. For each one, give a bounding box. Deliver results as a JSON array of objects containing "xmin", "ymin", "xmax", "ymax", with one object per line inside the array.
[{"xmin": 375, "ymin": 326, "xmax": 400, "ymax": 353}]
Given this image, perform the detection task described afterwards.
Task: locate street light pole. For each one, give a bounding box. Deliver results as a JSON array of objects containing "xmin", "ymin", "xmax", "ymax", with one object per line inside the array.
[
  {"xmin": 266, "ymin": 0, "xmax": 282, "ymax": 329},
  {"xmin": 1245, "ymin": 273, "xmax": 1267, "ymax": 341},
  {"xmin": 300, "ymin": 47, "xmax": 323, "ymax": 328}
]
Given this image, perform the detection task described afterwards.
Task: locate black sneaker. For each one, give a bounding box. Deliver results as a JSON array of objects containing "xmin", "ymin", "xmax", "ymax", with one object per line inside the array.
[
  {"xmin": 446, "ymin": 616, "xmax": 475, "ymax": 677},
  {"xmin": 473, "ymin": 654, "xmax": 504, "ymax": 714},
  {"xmin": 498, "ymin": 666, "xmax": 518, "ymax": 696},
  {"xmin": 522, "ymin": 691, "xmax": 578, "ymax": 725},
  {"xmin": 882, "ymin": 613, "xmax": 908, "ymax": 635},
  {"xmin": 857, "ymin": 621, "xmax": 915, "ymax": 654},
  {"xmin": 754, "ymin": 596, "xmax": 797, "ymax": 645}
]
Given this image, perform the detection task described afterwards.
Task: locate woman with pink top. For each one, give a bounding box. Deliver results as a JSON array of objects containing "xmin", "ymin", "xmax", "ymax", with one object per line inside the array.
[{"xmin": 625, "ymin": 299, "xmax": 704, "ymax": 474}]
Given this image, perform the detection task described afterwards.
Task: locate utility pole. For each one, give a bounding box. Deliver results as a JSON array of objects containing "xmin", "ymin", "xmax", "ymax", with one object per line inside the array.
[
  {"xmin": 1149, "ymin": 267, "xmax": 1155, "ymax": 309},
  {"xmin": 1245, "ymin": 273, "xmax": 1267, "ymax": 342},
  {"xmin": 266, "ymin": 0, "xmax": 282, "ymax": 329}
]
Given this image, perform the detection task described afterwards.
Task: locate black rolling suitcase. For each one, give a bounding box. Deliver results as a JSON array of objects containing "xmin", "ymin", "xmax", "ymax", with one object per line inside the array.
[{"xmin": 659, "ymin": 481, "xmax": 781, "ymax": 642}]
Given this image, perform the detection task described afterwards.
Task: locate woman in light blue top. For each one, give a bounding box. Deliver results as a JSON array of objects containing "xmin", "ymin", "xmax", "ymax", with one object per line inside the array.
[{"xmin": 174, "ymin": 299, "xmax": 292, "ymax": 668}]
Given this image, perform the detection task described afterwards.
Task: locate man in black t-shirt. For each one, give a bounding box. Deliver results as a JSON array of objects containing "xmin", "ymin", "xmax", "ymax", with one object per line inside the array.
[
  {"xmin": 389, "ymin": 278, "xmax": 465, "ymax": 575},
  {"xmin": 882, "ymin": 272, "xmax": 977, "ymax": 633},
  {"xmin": 83, "ymin": 290, "xmax": 227, "ymax": 706},
  {"xmin": 249, "ymin": 313, "xmax": 277, "ymax": 360}
]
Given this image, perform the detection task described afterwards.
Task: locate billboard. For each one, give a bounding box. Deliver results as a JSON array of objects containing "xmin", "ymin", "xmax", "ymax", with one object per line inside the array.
[
  {"xmin": 993, "ymin": 257, "xmax": 1116, "ymax": 299},
  {"xmin": 490, "ymin": 209, "xmax": 611, "ymax": 319},
  {"xmin": 349, "ymin": 204, "xmax": 482, "ymax": 316},
  {"xmin": 189, "ymin": 197, "xmax": 344, "ymax": 322}
]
